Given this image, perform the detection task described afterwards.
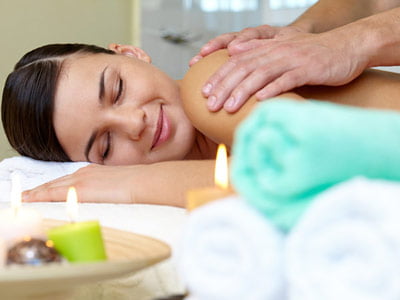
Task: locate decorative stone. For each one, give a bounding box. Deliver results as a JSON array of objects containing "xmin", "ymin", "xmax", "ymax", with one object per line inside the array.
[{"xmin": 7, "ymin": 238, "xmax": 62, "ymax": 266}]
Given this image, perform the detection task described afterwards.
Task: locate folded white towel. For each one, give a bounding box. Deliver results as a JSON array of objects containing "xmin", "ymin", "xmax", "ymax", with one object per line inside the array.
[
  {"xmin": 178, "ymin": 196, "xmax": 286, "ymax": 300},
  {"xmin": 0, "ymin": 156, "xmax": 89, "ymax": 202},
  {"xmin": 286, "ymin": 177, "xmax": 400, "ymax": 300}
]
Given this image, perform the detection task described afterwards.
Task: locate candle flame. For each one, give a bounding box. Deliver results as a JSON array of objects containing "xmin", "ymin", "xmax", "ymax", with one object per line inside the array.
[
  {"xmin": 66, "ymin": 186, "xmax": 79, "ymax": 222},
  {"xmin": 214, "ymin": 144, "xmax": 229, "ymax": 190},
  {"xmin": 11, "ymin": 173, "xmax": 22, "ymax": 216}
]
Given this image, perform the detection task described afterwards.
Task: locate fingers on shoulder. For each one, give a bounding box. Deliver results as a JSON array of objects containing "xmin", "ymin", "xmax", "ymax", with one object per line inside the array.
[
  {"xmin": 256, "ymin": 69, "xmax": 307, "ymax": 99},
  {"xmin": 200, "ymin": 32, "xmax": 238, "ymax": 56}
]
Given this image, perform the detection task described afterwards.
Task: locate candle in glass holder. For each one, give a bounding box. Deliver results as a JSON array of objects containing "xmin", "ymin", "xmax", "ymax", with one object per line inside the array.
[
  {"xmin": 0, "ymin": 174, "xmax": 45, "ymax": 247},
  {"xmin": 186, "ymin": 144, "xmax": 233, "ymax": 211},
  {"xmin": 47, "ymin": 187, "xmax": 107, "ymax": 262}
]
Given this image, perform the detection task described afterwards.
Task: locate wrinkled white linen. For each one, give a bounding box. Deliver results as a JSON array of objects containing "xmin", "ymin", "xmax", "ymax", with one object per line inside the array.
[{"xmin": 0, "ymin": 156, "xmax": 89, "ymax": 202}]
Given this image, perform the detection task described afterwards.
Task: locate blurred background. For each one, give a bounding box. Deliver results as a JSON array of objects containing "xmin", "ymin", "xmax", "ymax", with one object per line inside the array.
[{"xmin": 0, "ymin": 0, "xmax": 323, "ymax": 159}]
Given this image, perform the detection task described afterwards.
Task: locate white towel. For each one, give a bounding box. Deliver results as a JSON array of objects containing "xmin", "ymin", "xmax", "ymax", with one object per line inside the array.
[
  {"xmin": 286, "ymin": 177, "xmax": 400, "ymax": 300},
  {"xmin": 178, "ymin": 196, "xmax": 286, "ymax": 300},
  {"xmin": 0, "ymin": 156, "xmax": 89, "ymax": 202}
]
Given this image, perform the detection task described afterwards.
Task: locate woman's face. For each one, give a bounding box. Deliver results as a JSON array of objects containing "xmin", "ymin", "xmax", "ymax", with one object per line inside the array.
[{"xmin": 53, "ymin": 49, "xmax": 195, "ymax": 165}]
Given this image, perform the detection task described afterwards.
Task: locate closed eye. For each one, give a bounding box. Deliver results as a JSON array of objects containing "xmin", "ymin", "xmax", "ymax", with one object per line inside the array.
[
  {"xmin": 115, "ymin": 77, "xmax": 123, "ymax": 103},
  {"xmin": 102, "ymin": 132, "xmax": 112, "ymax": 162}
]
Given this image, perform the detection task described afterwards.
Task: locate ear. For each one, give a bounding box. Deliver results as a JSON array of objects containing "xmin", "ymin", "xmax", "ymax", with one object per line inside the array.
[{"xmin": 108, "ymin": 43, "xmax": 152, "ymax": 63}]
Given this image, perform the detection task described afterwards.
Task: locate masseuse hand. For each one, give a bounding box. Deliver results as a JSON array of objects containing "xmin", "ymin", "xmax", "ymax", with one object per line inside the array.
[
  {"xmin": 189, "ymin": 24, "xmax": 304, "ymax": 66},
  {"xmin": 195, "ymin": 26, "xmax": 367, "ymax": 113},
  {"xmin": 22, "ymin": 164, "xmax": 137, "ymax": 204}
]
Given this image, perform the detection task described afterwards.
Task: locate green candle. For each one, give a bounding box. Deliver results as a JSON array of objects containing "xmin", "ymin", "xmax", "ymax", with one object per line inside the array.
[
  {"xmin": 47, "ymin": 187, "xmax": 107, "ymax": 262},
  {"xmin": 48, "ymin": 220, "xmax": 106, "ymax": 262}
]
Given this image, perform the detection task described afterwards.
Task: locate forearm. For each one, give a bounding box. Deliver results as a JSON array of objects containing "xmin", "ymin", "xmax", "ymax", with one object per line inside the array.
[
  {"xmin": 134, "ymin": 160, "xmax": 215, "ymax": 207},
  {"xmin": 323, "ymin": 6, "xmax": 400, "ymax": 68},
  {"xmin": 291, "ymin": 0, "xmax": 399, "ymax": 33},
  {"xmin": 291, "ymin": 6, "xmax": 400, "ymax": 72},
  {"xmin": 362, "ymin": 7, "xmax": 400, "ymax": 67}
]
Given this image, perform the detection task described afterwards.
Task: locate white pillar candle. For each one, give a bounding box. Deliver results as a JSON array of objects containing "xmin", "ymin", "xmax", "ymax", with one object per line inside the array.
[
  {"xmin": 0, "ymin": 174, "xmax": 45, "ymax": 248},
  {"xmin": 0, "ymin": 208, "xmax": 45, "ymax": 247}
]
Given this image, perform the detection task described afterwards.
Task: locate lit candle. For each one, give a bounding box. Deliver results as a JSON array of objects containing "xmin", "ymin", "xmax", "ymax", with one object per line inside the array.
[
  {"xmin": 0, "ymin": 174, "xmax": 45, "ymax": 247},
  {"xmin": 186, "ymin": 144, "xmax": 233, "ymax": 211},
  {"xmin": 47, "ymin": 187, "xmax": 107, "ymax": 262}
]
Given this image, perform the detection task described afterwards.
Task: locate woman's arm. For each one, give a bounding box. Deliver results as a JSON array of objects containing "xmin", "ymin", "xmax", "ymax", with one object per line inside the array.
[{"xmin": 23, "ymin": 160, "xmax": 216, "ymax": 207}]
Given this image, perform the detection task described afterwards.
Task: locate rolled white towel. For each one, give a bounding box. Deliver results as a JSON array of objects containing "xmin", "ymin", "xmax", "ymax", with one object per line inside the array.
[
  {"xmin": 178, "ymin": 196, "xmax": 286, "ymax": 300},
  {"xmin": 0, "ymin": 156, "xmax": 89, "ymax": 202},
  {"xmin": 286, "ymin": 177, "xmax": 400, "ymax": 300}
]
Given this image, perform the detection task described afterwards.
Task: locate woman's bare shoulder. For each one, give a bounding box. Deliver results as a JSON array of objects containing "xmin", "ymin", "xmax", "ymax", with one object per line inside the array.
[
  {"xmin": 180, "ymin": 50, "xmax": 302, "ymax": 146},
  {"xmin": 180, "ymin": 50, "xmax": 258, "ymax": 146},
  {"xmin": 183, "ymin": 49, "xmax": 229, "ymax": 82},
  {"xmin": 180, "ymin": 49, "xmax": 230, "ymax": 112}
]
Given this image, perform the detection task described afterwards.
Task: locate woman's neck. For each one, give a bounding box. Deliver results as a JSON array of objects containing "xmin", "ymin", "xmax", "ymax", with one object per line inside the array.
[{"xmin": 184, "ymin": 130, "xmax": 219, "ymax": 160}]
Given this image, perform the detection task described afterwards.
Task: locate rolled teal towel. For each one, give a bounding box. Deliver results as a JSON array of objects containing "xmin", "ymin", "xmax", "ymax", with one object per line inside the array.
[{"xmin": 231, "ymin": 98, "xmax": 400, "ymax": 231}]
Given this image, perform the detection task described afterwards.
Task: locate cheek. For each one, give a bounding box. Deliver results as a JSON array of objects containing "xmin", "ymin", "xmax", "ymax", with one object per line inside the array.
[
  {"xmin": 174, "ymin": 115, "xmax": 196, "ymax": 155},
  {"xmin": 109, "ymin": 141, "xmax": 143, "ymax": 166}
]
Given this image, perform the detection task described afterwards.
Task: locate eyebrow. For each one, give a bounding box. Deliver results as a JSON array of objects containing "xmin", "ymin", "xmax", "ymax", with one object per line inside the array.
[
  {"xmin": 84, "ymin": 66, "xmax": 108, "ymax": 161},
  {"xmin": 98, "ymin": 66, "xmax": 108, "ymax": 103}
]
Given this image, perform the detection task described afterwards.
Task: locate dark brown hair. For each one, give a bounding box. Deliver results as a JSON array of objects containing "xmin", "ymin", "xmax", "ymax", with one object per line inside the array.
[{"xmin": 1, "ymin": 43, "xmax": 115, "ymax": 161}]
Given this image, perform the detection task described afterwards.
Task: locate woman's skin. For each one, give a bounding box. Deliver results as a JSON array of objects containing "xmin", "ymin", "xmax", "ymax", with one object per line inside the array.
[
  {"xmin": 54, "ymin": 44, "xmax": 198, "ymax": 165},
  {"xmin": 23, "ymin": 45, "xmax": 400, "ymax": 206}
]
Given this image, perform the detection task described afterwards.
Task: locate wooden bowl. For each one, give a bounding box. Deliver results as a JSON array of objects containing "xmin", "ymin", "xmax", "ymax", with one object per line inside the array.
[{"xmin": 0, "ymin": 219, "xmax": 171, "ymax": 298}]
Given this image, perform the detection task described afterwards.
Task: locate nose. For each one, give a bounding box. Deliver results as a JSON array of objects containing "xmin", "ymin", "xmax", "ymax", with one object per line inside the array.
[{"xmin": 109, "ymin": 106, "xmax": 146, "ymax": 140}]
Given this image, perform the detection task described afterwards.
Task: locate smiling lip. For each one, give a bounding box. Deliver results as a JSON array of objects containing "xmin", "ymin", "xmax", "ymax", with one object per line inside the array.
[{"xmin": 151, "ymin": 105, "xmax": 170, "ymax": 149}]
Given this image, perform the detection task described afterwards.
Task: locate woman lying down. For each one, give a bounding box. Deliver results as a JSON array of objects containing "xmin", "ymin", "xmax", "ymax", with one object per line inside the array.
[{"xmin": 2, "ymin": 43, "xmax": 400, "ymax": 206}]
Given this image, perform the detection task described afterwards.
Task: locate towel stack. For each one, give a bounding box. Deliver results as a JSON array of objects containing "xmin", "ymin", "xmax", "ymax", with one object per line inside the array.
[
  {"xmin": 179, "ymin": 178, "xmax": 400, "ymax": 300},
  {"xmin": 179, "ymin": 99, "xmax": 400, "ymax": 300}
]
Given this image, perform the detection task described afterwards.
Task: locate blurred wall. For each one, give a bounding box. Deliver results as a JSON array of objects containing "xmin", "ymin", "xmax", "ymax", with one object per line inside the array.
[{"xmin": 0, "ymin": 0, "xmax": 139, "ymax": 160}]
